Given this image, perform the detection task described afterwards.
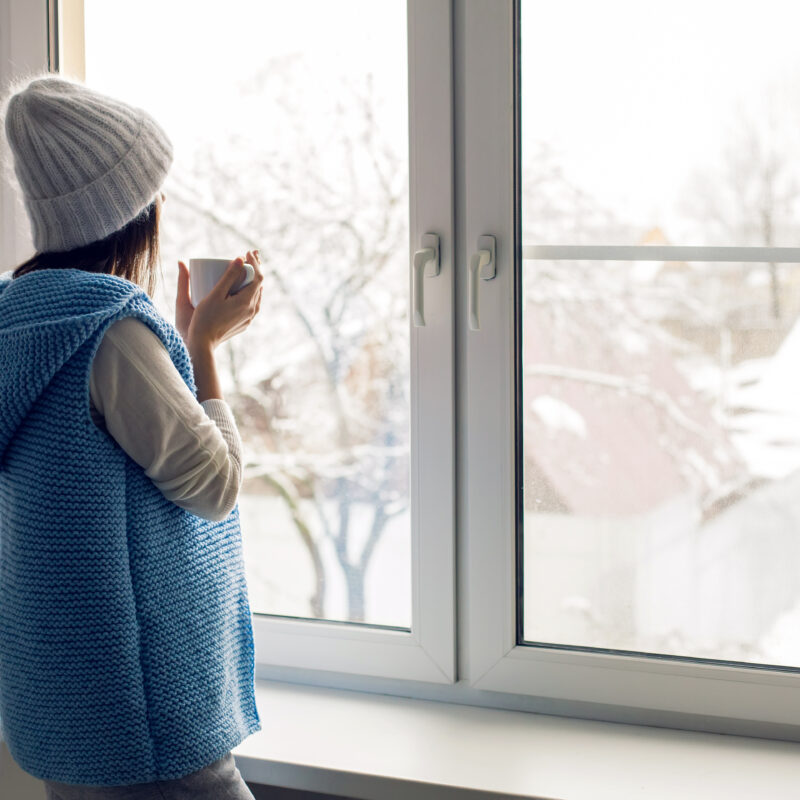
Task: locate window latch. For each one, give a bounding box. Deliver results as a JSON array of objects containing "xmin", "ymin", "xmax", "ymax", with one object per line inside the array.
[
  {"xmin": 468, "ymin": 235, "xmax": 496, "ymax": 331},
  {"xmin": 412, "ymin": 233, "xmax": 440, "ymax": 327}
]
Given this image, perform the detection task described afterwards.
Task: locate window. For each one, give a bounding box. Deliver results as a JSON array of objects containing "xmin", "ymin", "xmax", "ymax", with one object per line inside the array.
[
  {"xmin": 519, "ymin": 0, "xmax": 800, "ymax": 668},
  {"xmin": 83, "ymin": 0, "xmax": 415, "ymax": 630},
  {"xmin": 464, "ymin": 0, "xmax": 800, "ymax": 729},
  {"xmin": 3, "ymin": 0, "xmax": 800, "ymax": 738}
]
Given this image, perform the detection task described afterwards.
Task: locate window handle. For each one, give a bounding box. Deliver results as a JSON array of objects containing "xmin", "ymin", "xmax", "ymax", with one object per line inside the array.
[
  {"xmin": 468, "ymin": 235, "xmax": 497, "ymax": 331},
  {"xmin": 412, "ymin": 233, "xmax": 440, "ymax": 327}
]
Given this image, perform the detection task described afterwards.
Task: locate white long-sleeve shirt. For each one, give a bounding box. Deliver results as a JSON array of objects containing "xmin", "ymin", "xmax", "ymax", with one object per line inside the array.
[{"xmin": 88, "ymin": 316, "xmax": 242, "ymax": 522}]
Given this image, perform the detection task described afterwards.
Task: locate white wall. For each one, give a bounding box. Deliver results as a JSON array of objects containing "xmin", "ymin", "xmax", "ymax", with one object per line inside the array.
[
  {"xmin": 0, "ymin": 7, "xmax": 51, "ymax": 795},
  {"xmin": 0, "ymin": 0, "xmax": 47, "ymax": 271}
]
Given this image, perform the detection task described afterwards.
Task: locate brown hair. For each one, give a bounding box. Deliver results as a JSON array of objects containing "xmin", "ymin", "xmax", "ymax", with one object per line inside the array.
[{"xmin": 12, "ymin": 194, "xmax": 163, "ymax": 297}]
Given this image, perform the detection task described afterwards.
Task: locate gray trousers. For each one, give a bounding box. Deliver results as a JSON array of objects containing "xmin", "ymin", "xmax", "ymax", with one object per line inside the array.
[{"xmin": 42, "ymin": 752, "xmax": 256, "ymax": 800}]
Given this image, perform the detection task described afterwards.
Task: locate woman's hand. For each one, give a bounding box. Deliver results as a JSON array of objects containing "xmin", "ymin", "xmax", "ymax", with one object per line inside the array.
[{"xmin": 177, "ymin": 250, "xmax": 264, "ymax": 352}]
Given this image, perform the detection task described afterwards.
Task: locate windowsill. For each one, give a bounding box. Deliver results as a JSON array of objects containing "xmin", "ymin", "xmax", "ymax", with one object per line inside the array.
[{"xmin": 234, "ymin": 679, "xmax": 800, "ymax": 800}]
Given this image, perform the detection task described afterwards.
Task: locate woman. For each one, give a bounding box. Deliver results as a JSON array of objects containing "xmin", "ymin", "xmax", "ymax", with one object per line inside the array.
[{"xmin": 0, "ymin": 75, "xmax": 264, "ymax": 798}]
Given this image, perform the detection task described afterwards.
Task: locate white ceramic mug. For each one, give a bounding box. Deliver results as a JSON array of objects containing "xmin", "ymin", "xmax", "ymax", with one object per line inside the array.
[{"xmin": 189, "ymin": 258, "xmax": 255, "ymax": 305}]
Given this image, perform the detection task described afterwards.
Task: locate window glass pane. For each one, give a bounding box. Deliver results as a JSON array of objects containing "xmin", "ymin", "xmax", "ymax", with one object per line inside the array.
[
  {"xmin": 521, "ymin": 0, "xmax": 800, "ymax": 666},
  {"xmin": 82, "ymin": 0, "xmax": 411, "ymax": 628},
  {"xmin": 521, "ymin": 256, "xmax": 800, "ymax": 667},
  {"xmin": 521, "ymin": 0, "xmax": 800, "ymax": 247}
]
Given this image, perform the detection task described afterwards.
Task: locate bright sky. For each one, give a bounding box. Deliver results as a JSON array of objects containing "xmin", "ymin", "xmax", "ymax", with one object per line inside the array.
[
  {"xmin": 521, "ymin": 0, "xmax": 800, "ymax": 239},
  {"xmin": 83, "ymin": 0, "xmax": 407, "ymax": 157},
  {"xmin": 81, "ymin": 1, "xmax": 800, "ymax": 244}
]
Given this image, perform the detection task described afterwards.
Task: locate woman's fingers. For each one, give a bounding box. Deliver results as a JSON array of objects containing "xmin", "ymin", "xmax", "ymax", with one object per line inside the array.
[
  {"xmin": 223, "ymin": 252, "xmax": 262, "ymax": 302},
  {"xmin": 230, "ymin": 267, "xmax": 262, "ymax": 306},
  {"xmin": 244, "ymin": 250, "xmax": 264, "ymax": 288},
  {"xmin": 175, "ymin": 262, "xmax": 196, "ymax": 343},
  {"xmin": 176, "ymin": 261, "xmax": 192, "ymax": 306},
  {"xmin": 211, "ymin": 257, "xmax": 250, "ymax": 298}
]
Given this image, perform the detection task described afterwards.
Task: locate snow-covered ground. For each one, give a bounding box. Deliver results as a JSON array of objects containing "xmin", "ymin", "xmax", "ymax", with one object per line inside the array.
[
  {"xmin": 524, "ymin": 470, "xmax": 800, "ymax": 667},
  {"xmin": 238, "ymin": 494, "xmax": 411, "ymax": 629},
  {"xmin": 725, "ymin": 323, "xmax": 800, "ymax": 479}
]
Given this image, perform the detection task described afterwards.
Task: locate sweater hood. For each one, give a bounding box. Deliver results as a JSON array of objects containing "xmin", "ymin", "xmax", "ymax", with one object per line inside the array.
[{"xmin": 0, "ymin": 268, "xmax": 145, "ymax": 463}]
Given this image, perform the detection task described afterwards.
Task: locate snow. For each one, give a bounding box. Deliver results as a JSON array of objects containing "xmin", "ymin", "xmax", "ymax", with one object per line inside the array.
[
  {"xmin": 742, "ymin": 321, "xmax": 800, "ymax": 414},
  {"xmin": 531, "ymin": 395, "xmax": 588, "ymax": 438},
  {"xmin": 759, "ymin": 599, "xmax": 800, "ymax": 666},
  {"xmin": 726, "ymin": 321, "xmax": 800, "ymax": 478},
  {"xmin": 616, "ymin": 328, "xmax": 650, "ymax": 354}
]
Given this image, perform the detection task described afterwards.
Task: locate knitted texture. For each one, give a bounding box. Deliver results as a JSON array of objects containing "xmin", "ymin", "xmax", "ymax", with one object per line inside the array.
[
  {"xmin": 0, "ymin": 268, "xmax": 260, "ymax": 784},
  {"xmin": 2, "ymin": 74, "xmax": 173, "ymax": 252}
]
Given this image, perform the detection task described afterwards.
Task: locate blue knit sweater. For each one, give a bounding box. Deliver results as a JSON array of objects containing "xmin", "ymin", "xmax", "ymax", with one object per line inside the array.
[{"xmin": 0, "ymin": 268, "xmax": 260, "ymax": 785}]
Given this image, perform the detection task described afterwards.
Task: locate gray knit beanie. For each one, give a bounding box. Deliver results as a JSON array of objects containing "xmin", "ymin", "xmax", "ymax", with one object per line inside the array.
[{"xmin": 2, "ymin": 74, "xmax": 173, "ymax": 253}]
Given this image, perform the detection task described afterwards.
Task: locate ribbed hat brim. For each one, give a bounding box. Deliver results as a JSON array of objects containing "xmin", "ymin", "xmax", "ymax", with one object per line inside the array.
[{"xmin": 24, "ymin": 114, "xmax": 173, "ymax": 252}]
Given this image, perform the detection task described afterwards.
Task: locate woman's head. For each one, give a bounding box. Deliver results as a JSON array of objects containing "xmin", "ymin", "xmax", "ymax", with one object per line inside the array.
[{"xmin": 2, "ymin": 74, "xmax": 173, "ymax": 294}]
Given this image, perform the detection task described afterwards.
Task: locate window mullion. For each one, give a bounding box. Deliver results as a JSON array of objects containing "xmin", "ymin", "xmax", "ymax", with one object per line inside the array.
[{"xmin": 524, "ymin": 245, "xmax": 800, "ymax": 263}]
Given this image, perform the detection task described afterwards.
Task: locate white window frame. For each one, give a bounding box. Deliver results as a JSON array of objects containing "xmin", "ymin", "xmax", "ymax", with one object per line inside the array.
[{"xmin": 461, "ymin": 0, "xmax": 800, "ymax": 734}]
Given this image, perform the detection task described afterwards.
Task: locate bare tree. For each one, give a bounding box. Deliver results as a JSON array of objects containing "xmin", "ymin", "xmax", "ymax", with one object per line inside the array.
[
  {"xmin": 160, "ymin": 60, "xmax": 409, "ymax": 623},
  {"xmin": 681, "ymin": 94, "xmax": 800, "ymax": 322}
]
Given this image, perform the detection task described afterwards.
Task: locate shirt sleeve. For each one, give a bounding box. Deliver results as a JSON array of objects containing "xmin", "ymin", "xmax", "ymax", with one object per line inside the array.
[{"xmin": 88, "ymin": 316, "xmax": 243, "ymax": 522}]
